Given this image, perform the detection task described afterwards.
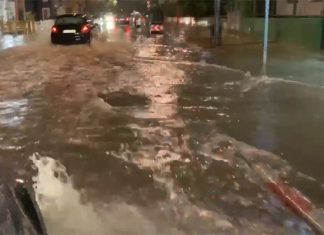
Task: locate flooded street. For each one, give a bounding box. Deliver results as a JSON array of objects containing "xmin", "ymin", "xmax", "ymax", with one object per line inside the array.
[{"xmin": 1, "ymin": 26, "xmax": 324, "ymax": 235}]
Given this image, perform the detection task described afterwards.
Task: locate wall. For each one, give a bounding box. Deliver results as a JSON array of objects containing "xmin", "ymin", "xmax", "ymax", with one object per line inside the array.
[
  {"xmin": 240, "ymin": 17, "xmax": 324, "ymax": 49},
  {"xmin": 15, "ymin": 0, "xmax": 25, "ymax": 20},
  {"xmin": 276, "ymin": 0, "xmax": 294, "ymax": 15},
  {"xmin": 227, "ymin": 11, "xmax": 241, "ymax": 30},
  {"xmin": 277, "ymin": 0, "xmax": 324, "ymax": 16}
]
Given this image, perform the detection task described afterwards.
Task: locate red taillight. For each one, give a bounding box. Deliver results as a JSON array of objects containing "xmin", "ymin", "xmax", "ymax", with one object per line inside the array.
[
  {"xmin": 81, "ymin": 25, "xmax": 90, "ymax": 33},
  {"xmin": 51, "ymin": 26, "xmax": 58, "ymax": 33},
  {"xmin": 126, "ymin": 17, "xmax": 129, "ymax": 21}
]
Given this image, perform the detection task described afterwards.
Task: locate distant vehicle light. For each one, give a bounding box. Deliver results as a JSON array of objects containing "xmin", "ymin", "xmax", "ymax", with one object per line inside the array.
[
  {"xmin": 105, "ymin": 15, "xmax": 115, "ymax": 22},
  {"xmin": 106, "ymin": 21, "xmax": 115, "ymax": 30},
  {"xmin": 126, "ymin": 17, "xmax": 129, "ymax": 21},
  {"xmin": 81, "ymin": 25, "xmax": 90, "ymax": 33}
]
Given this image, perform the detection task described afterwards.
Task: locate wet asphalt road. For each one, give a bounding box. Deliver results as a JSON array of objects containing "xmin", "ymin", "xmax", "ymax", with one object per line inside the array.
[{"xmin": 0, "ymin": 26, "xmax": 324, "ymax": 235}]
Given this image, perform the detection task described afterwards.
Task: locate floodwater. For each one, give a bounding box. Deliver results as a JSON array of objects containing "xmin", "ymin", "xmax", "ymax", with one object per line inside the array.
[{"xmin": 0, "ymin": 26, "xmax": 324, "ymax": 235}]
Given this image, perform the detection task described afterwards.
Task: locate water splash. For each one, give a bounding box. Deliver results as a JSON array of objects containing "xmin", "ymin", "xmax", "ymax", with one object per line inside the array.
[{"xmin": 30, "ymin": 153, "xmax": 186, "ymax": 235}]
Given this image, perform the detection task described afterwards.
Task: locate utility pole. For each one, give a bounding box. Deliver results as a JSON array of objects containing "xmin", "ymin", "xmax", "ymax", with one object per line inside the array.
[
  {"xmin": 3, "ymin": 0, "xmax": 7, "ymax": 22},
  {"xmin": 214, "ymin": 0, "xmax": 221, "ymax": 46},
  {"xmin": 262, "ymin": 0, "xmax": 270, "ymax": 72},
  {"xmin": 85, "ymin": 0, "xmax": 89, "ymax": 13}
]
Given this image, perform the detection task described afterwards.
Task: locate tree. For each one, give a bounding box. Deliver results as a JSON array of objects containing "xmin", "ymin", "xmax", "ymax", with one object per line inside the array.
[
  {"xmin": 182, "ymin": 0, "xmax": 213, "ymax": 17},
  {"xmin": 107, "ymin": 0, "xmax": 118, "ymax": 11},
  {"xmin": 163, "ymin": 0, "xmax": 227, "ymax": 17},
  {"xmin": 163, "ymin": 0, "xmax": 214, "ymax": 17},
  {"xmin": 59, "ymin": 0, "xmax": 85, "ymax": 13},
  {"xmin": 85, "ymin": 0, "xmax": 109, "ymax": 14}
]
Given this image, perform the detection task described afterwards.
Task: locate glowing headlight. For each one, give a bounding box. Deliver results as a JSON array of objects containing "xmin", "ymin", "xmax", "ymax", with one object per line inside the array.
[{"xmin": 99, "ymin": 18, "xmax": 103, "ymax": 26}]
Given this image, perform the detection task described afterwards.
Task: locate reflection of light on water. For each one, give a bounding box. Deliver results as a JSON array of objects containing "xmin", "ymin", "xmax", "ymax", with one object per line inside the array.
[
  {"xmin": 134, "ymin": 62, "xmax": 185, "ymax": 120},
  {"xmin": 133, "ymin": 103, "xmax": 178, "ymax": 120},
  {"xmin": 0, "ymin": 99, "xmax": 28, "ymax": 126}
]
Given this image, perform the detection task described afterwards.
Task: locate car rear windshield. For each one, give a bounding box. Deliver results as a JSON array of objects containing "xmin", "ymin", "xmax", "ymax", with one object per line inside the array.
[
  {"xmin": 55, "ymin": 16, "xmax": 84, "ymax": 25},
  {"xmin": 150, "ymin": 12, "xmax": 164, "ymax": 23}
]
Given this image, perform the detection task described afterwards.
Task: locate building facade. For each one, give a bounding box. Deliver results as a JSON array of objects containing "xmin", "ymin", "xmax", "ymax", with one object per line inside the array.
[
  {"xmin": 0, "ymin": 0, "xmax": 16, "ymax": 21},
  {"xmin": 24, "ymin": 0, "xmax": 57, "ymax": 20},
  {"xmin": 276, "ymin": 0, "xmax": 324, "ymax": 16},
  {"xmin": 228, "ymin": 0, "xmax": 324, "ymax": 49},
  {"xmin": 251, "ymin": 0, "xmax": 324, "ymax": 16},
  {"xmin": 0, "ymin": 0, "xmax": 88, "ymax": 22},
  {"xmin": 59, "ymin": 0, "xmax": 86, "ymax": 13}
]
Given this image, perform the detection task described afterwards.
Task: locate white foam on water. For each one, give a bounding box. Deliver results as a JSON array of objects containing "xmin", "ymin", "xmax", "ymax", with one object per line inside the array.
[
  {"xmin": 125, "ymin": 40, "xmax": 308, "ymax": 234},
  {"xmin": 121, "ymin": 47, "xmax": 187, "ymax": 124},
  {"xmin": 125, "ymin": 147, "xmax": 237, "ymax": 234},
  {"xmin": 198, "ymin": 132, "xmax": 290, "ymax": 177},
  {"xmin": 28, "ymin": 121, "xmax": 316, "ymax": 235},
  {"xmin": 109, "ymin": 128, "xmax": 318, "ymax": 235},
  {"xmin": 30, "ymin": 153, "xmax": 186, "ymax": 235},
  {"xmin": 31, "ymin": 154, "xmax": 107, "ymax": 235},
  {"xmin": 239, "ymin": 74, "xmax": 323, "ymax": 93},
  {"xmin": 135, "ymin": 56, "xmax": 246, "ymax": 75},
  {"xmin": 0, "ymin": 99, "xmax": 28, "ymax": 127},
  {"xmin": 10, "ymin": 29, "xmax": 320, "ymax": 235},
  {"xmin": 135, "ymin": 36, "xmax": 162, "ymax": 58}
]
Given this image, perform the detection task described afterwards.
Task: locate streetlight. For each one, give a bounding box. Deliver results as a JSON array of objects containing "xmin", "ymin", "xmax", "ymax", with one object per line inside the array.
[
  {"xmin": 262, "ymin": 0, "xmax": 270, "ymax": 72},
  {"xmin": 214, "ymin": 0, "xmax": 221, "ymax": 46}
]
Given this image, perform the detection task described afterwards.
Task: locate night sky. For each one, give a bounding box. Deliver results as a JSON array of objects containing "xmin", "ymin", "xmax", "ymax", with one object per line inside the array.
[{"xmin": 117, "ymin": 0, "xmax": 147, "ymax": 14}]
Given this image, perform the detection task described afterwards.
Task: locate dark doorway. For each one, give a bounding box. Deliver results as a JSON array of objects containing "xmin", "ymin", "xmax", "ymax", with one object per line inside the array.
[{"xmin": 254, "ymin": 0, "xmax": 276, "ymax": 16}]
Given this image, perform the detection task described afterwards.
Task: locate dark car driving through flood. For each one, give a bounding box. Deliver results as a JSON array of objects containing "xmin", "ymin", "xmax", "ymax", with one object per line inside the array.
[
  {"xmin": 51, "ymin": 14, "xmax": 93, "ymax": 45},
  {"xmin": 115, "ymin": 14, "xmax": 130, "ymax": 26}
]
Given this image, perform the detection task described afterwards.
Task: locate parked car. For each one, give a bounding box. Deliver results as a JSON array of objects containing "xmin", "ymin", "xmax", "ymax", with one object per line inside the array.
[
  {"xmin": 51, "ymin": 14, "xmax": 93, "ymax": 45},
  {"xmin": 149, "ymin": 10, "xmax": 164, "ymax": 34},
  {"xmin": 115, "ymin": 14, "xmax": 130, "ymax": 26}
]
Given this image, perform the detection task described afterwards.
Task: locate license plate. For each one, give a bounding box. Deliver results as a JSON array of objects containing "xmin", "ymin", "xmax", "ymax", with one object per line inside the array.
[{"xmin": 63, "ymin": 29, "xmax": 76, "ymax": 33}]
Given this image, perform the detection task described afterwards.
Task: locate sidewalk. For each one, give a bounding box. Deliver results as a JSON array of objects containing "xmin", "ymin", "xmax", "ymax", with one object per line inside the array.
[{"xmin": 182, "ymin": 25, "xmax": 324, "ymax": 86}]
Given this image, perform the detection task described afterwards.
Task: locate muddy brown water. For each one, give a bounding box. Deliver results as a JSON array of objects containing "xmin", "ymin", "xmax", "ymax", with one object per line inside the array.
[{"xmin": 0, "ymin": 29, "xmax": 323, "ymax": 235}]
